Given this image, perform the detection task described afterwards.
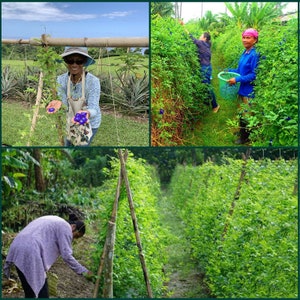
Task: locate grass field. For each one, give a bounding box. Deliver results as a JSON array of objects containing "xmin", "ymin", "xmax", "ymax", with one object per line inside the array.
[{"xmin": 2, "ymin": 100, "xmax": 149, "ymax": 147}]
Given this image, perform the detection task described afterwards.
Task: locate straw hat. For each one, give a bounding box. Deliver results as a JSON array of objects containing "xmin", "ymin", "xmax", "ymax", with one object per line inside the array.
[{"xmin": 61, "ymin": 47, "xmax": 95, "ymax": 67}]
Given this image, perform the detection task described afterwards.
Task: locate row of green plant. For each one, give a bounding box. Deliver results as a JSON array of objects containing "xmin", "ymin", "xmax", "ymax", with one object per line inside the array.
[
  {"xmin": 168, "ymin": 158, "xmax": 298, "ymax": 297},
  {"xmin": 151, "ymin": 15, "xmax": 210, "ymax": 146},
  {"xmin": 214, "ymin": 18, "xmax": 298, "ymax": 146}
]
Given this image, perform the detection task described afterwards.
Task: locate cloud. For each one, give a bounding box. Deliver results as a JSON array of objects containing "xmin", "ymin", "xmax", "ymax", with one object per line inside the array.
[
  {"xmin": 100, "ymin": 11, "xmax": 134, "ymax": 19},
  {"xmin": 2, "ymin": 2, "xmax": 96, "ymax": 21}
]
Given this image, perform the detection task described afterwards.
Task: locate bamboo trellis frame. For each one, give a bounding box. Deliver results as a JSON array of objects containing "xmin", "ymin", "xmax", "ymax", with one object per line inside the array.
[
  {"xmin": 93, "ymin": 150, "xmax": 153, "ymax": 298},
  {"xmin": 2, "ymin": 34, "xmax": 149, "ymax": 47}
]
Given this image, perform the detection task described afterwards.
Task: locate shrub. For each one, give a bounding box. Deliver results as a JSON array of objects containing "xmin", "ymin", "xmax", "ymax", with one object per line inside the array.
[
  {"xmin": 249, "ymin": 19, "xmax": 298, "ymax": 146},
  {"xmin": 151, "ymin": 16, "xmax": 209, "ymax": 146}
]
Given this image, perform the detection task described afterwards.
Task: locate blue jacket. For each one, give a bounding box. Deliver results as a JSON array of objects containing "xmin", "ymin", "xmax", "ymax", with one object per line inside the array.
[{"xmin": 229, "ymin": 47, "xmax": 259, "ymax": 98}]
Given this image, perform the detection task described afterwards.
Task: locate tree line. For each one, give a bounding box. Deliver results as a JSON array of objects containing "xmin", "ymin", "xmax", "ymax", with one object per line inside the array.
[{"xmin": 2, "ymin": 44, "xmax": 149, "ymax": 61}]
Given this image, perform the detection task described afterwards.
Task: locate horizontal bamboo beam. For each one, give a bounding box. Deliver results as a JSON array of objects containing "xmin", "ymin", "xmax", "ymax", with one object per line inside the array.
[{"xmin": 2, "ymin": 35, "xmax": 148, "ymax": 47}]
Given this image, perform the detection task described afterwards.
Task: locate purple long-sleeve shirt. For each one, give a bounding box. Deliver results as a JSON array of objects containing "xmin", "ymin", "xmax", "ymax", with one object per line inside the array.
[
  {"xmin": 190, "ymin": 34, "xmax": 211, "ymax": 66},
  {"xmin": 4, "ymin": 216, "xmax": 88, "ymax": 297}
]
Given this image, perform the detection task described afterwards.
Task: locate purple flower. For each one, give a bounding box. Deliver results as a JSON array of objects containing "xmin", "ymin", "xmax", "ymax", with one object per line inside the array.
[{"xmin": 159, "ymin": 109, "xmax": 164, "ymax": 115}]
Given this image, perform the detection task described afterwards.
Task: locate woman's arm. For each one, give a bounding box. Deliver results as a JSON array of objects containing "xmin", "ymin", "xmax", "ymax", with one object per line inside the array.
[{"xmin": 57, "ymin": 232, "xmax": 89, "ymax": 275}]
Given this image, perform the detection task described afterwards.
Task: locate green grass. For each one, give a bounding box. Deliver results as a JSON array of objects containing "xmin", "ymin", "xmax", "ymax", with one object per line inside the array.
[
  {"xmin": 182, "ymin": 56, "xmax": 239, "ymax": 146},
  {"xmin": 2, "ymin": 100, "xmax": 149, "ymax": 147}
]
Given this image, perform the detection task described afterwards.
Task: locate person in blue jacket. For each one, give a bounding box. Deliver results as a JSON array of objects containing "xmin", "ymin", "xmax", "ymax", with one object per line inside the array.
[{"xmin": 228, "ymin": 28, "xmax": 259, "ymax": 144}]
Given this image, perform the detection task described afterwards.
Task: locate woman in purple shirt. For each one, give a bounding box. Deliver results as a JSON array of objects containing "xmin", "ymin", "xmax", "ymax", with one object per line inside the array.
[
  {"xmin": 190, "ymin": 32, "xmax": 220, "ymax": 113},
  {"xmin": 4, "ymin": 215, "xmax": 92, "ymax": 298}
]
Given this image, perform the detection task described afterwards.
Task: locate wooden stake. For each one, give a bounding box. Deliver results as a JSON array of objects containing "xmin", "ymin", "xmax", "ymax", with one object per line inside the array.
[
  {"xmin": 118, "ymin": 149, "xmax": 153, "ymax": 298},
  {"xmin": 93, "ymin": 152, "xmax": 128, "ymax": 298},
  {"xmin": 27, "ymin": 71, "xmax": 43, "ymax": 146},
  {"xmin": 221, "ymin": 148, "xmax": 252, "ymax": 241}
]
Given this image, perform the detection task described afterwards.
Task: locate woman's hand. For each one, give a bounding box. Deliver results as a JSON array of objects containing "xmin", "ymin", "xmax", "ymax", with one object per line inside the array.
[
  {"xmin": 83, "ymin": 271, "xmax": 94, "ymax": 281},
  {"xmin": 72, "ymin": 110, "xmax": 90, "ymax": 125},
  {"xmin": 227, "ymin": 78, "xmax": 237, "ymax": 85},
  {"xmin": 46, "ymin": 100, "xmax": 62, "ymax": 113}
]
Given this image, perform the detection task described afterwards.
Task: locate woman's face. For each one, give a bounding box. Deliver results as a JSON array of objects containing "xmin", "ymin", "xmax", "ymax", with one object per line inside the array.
[
  {"xmin": 64, "ymin": 54, "xmax": 86, "ymax": 76},
  {"xmin": 199, "ymin": 34, "xmax": 206, "ymax": 41},
  {"xmin": 71, "ymin": 224, "xmax": 84, "ymax": 239},
  {"xmin": 242, "ymin": 35, "xmax": 257, "ymax": 50}
]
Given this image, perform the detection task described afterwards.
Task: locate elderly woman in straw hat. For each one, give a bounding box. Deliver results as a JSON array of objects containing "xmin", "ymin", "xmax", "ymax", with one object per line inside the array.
[{"xmin": 47, "ymin": 47, "xmax": 101, "ymax": 146}]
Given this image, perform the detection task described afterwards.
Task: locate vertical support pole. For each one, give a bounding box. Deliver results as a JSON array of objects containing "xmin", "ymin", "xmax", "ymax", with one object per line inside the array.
[
  {"xmin": 222, "ymin": 148, "xmax": 252, "ymax": 240},
  {"xmin": 118, "ymin": 149, "xmax": 153, "ymax": 298},
  {"xmin": 41, "ymin": 34, "xmax": 64, "ymax": 146},
  {"xmin": 27, "ymin": 71, "xmax": 43, "ymax": 146},
  {"xmin": 93, "ymin": 152, "xmax": 128, "ymax": 298}
]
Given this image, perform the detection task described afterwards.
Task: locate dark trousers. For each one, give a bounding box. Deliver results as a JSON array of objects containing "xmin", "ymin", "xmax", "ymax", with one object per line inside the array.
[
  {"xmin": 16, "ymin": 267, "xmax": 49, "ymax": 298},
  {"xmin": 201, "ymin": 65, "xmax": 218, "ymax": 109},
  {"xmin": 239, "ymin": 118, "xmax": 250, "ymax": 142},
  {"xmin": 238, "ymin": 96, "xmax": 251, "ymax": 143}
]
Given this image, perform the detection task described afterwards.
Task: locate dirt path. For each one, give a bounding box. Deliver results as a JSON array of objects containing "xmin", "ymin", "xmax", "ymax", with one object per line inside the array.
[{"xmin": 159, "ymin": 193, "xmax": 212, "ymax": 298}]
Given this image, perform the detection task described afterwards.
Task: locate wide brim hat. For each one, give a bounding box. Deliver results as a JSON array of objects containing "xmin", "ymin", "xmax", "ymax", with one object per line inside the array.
[{"xmin": 60, "ymin": 47, "xmax": 95, "ymax": 67}]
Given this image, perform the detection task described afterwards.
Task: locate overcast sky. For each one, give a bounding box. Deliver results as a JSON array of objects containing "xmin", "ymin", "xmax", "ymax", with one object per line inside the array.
[
  {"xmin": 181, "ymin": 2, "xmax": 298, "ymax": 21},
  {"xmin": 1, "ymin": 2, "xmax": 149, "ymax": 39}
]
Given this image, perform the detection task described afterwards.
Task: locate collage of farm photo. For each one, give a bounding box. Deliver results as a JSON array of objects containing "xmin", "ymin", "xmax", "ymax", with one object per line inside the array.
[{"xmin": 1, "ymin": 2, "xmax": 298, "ymax": 299}]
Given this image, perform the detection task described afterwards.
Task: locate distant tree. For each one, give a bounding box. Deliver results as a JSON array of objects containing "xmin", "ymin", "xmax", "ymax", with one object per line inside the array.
[
  {"xmin": 151, "ymin": 2, "xmax": 174, "ymax": 18},
  {"xmin": 32, "ymin": 149, "xmax": 46, "ymax": 192},
  {"xmin": 223, "ymin": 2, "xmax": 286, "ymax": 29},
  {"xmin": 197, "ymin": 10, "xmax": 219, "ymax": 31}
]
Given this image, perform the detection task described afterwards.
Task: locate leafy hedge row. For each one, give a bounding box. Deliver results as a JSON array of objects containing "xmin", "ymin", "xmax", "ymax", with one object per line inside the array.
[
  {"xmin": 91, "ymin": 152, "xmax": 168, "ymax": 297},
  {"xmin": 151, "ymin": 16, "xmax": 209, "ymax": 146},
  {"xmin": 215, "ymin": 19, "xmax": 298, "ymax": 146},
  {"xmin": 168, "ymin": 158, "xmax": 298, "ymax": 297}
]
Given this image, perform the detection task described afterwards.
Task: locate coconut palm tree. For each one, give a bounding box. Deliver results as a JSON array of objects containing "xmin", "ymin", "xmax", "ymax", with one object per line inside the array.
[
  {"xmin": 151, "ymin": 2, "xmax": 174, "ymax": 18},
  {"xmin": 198, "ymin": 10, "xmax": 219, "ymax": 31},
  {"xmin": 224, "ymin": 2, "xmax": 287, "ymax": 29}
]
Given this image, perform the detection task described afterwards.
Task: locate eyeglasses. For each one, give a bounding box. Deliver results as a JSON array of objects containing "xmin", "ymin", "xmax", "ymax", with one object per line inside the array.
[{"xmin": 65, "ymin": 59, "xmax": 85, "ymax": 65}]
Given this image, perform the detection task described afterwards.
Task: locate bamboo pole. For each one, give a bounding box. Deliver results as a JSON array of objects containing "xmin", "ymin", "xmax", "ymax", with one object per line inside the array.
[
  {"xmin": 118, "ymin": 149, "xmax": 153, "ymax": 298},
  {"xmin": 102, "ymin": 221, "xmax": 116, "ymax": 298},
  {"xmin": 2, "ymin": 36, "xmax": 149, "ymax": 47},
  {"xmin": 221, "ymin": 148, "xmax": 252, "ymax": 241},
  {"xmin": 27, "ymin": 71, "xmax": 43, "ymax": 146}
]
